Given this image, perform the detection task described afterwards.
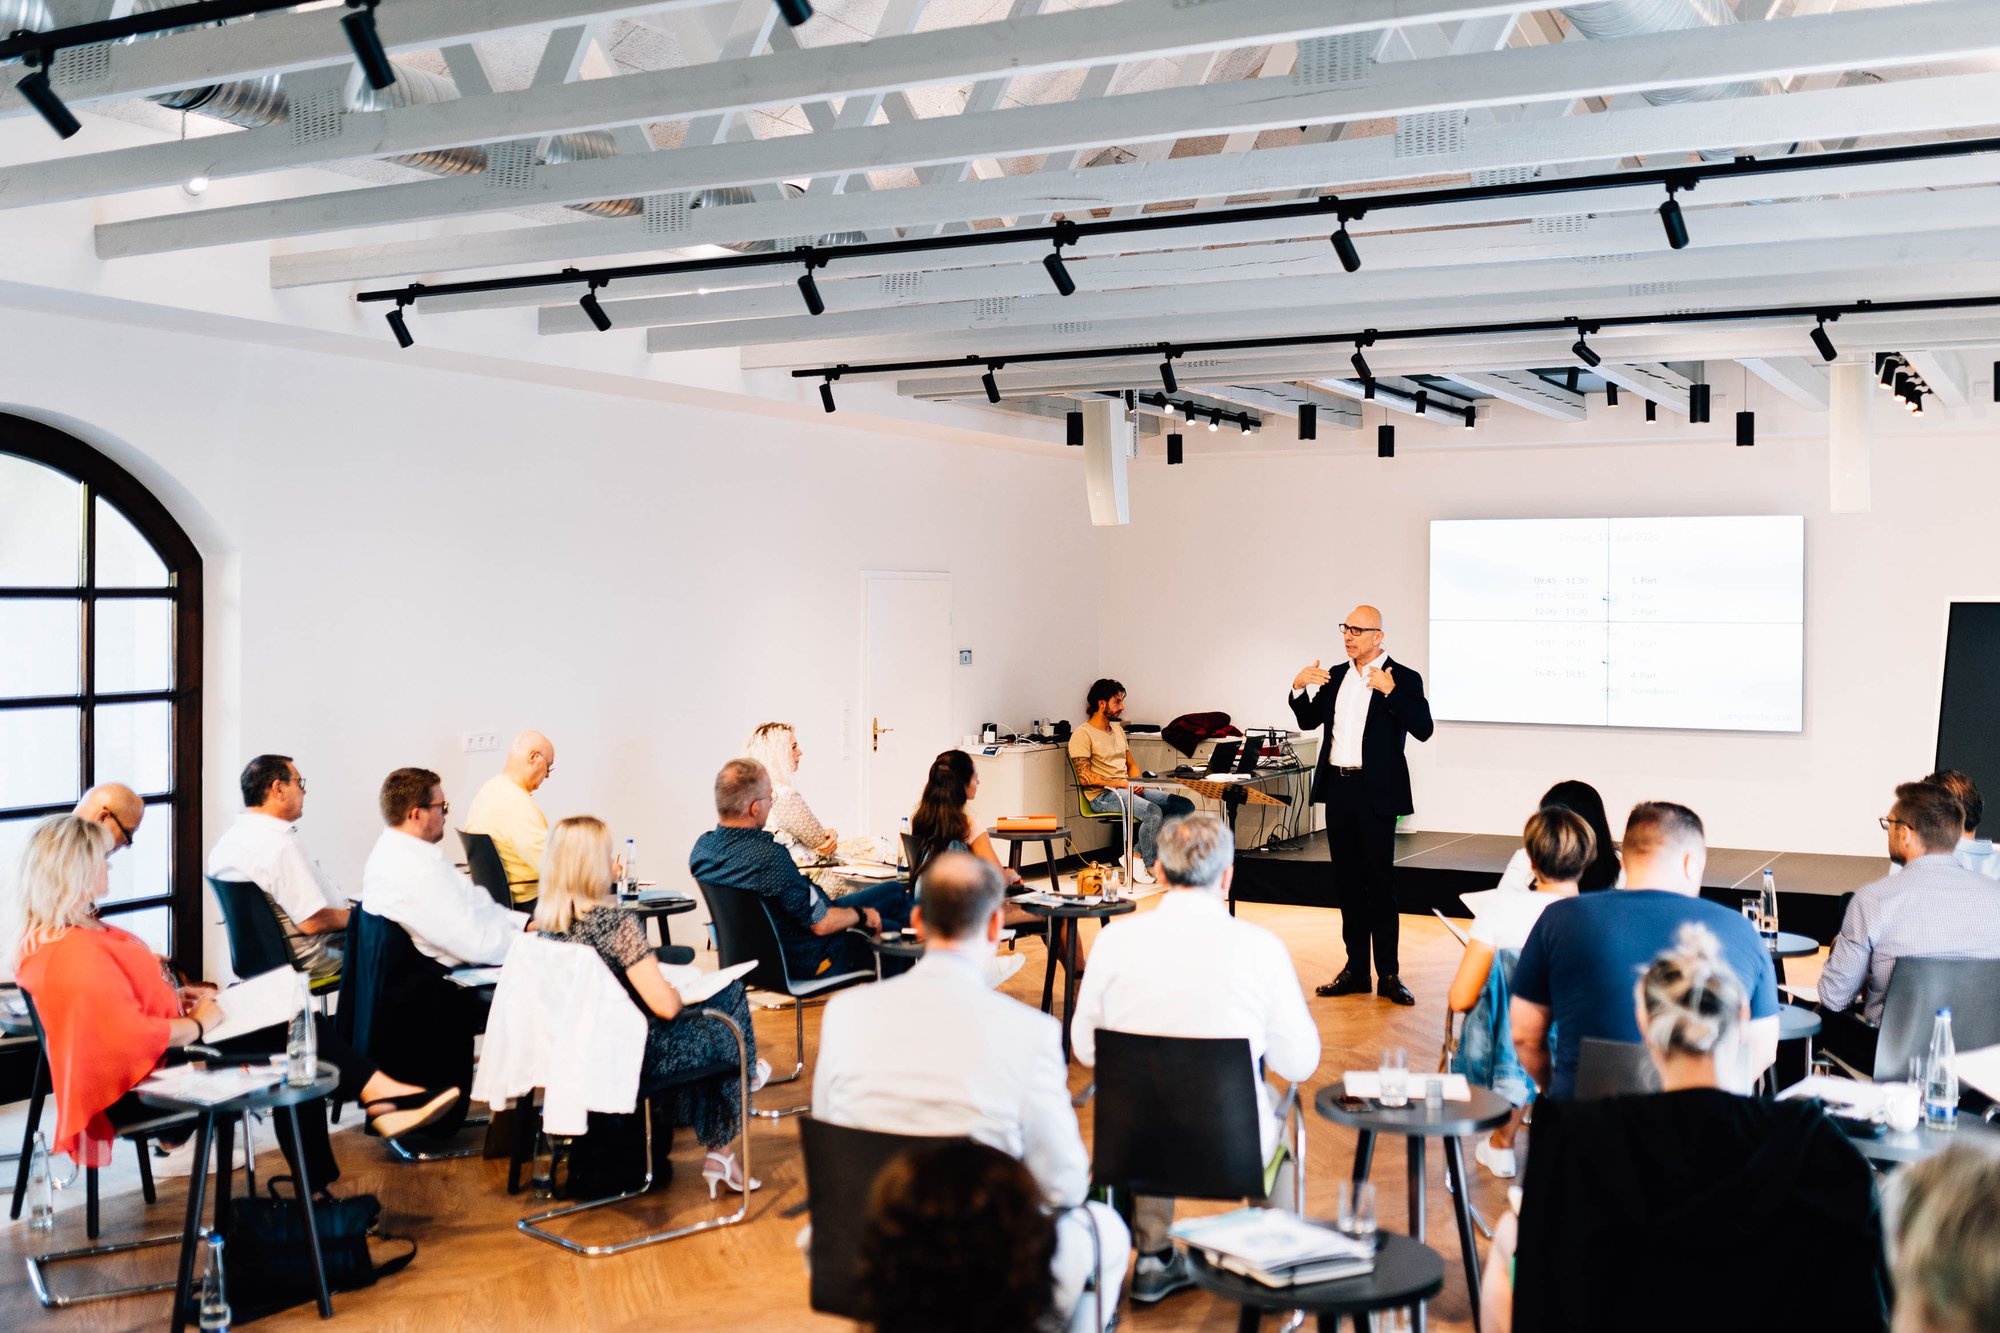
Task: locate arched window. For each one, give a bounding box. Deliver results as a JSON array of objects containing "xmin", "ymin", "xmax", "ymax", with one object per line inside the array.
[{"xmin": 1, "ymin": 415, "xmax": 203, "ymax": 971}]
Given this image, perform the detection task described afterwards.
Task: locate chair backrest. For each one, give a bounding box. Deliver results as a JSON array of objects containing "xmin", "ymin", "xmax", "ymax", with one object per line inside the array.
[
  {"xmin": 1873, "ymin": 956, "xmax": 2000, "ymax": 1081},
  {"xmin": 900, "ymin": 832, "xmax": 921, "ymax": 877},
  {"xmin": 457, "ymin": 830, "xmax": 514, "ymax": 909},
  {"xmin": 345, "ymin": 907, "xmax": 465, "ymax": 1088},
  {"xmin": 207, "ymin": 875, "xmax": 302, "ymax": 978},
  {"xmin": 1573, "ymin": 1037, "xmax": 1662, "ymax": 1101},
  {"xmin": 697, "ymin": 879, "xmax": 800, "ymax": 995},
  {"xmin": 471, "ymin": 935, "xmax": 646, "ymax": 1136},
  {"xmin": 1090, "ymin": 1030, "xmax": 1265, "ymax": 1199},
  {"xmin": 799, "ymin": 1115, "xmax": 966, "ymax": 1319}
]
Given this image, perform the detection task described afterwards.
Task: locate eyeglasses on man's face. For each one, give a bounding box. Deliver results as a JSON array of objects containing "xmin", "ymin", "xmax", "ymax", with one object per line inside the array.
[
  {"xmin": 105, "ymin": 810, "xmax": 135, "ymax": 849},
  {"xmin": 1339, "ymin": 624, "xmax": 1381, "ymax": 637},
  {"xmin": 1879, "ymin": 816, "xmax": 1909, "ymax": 830},
  {"xmin": 423, "ymin": 800, "xmax": 450, "ymax": 816}
]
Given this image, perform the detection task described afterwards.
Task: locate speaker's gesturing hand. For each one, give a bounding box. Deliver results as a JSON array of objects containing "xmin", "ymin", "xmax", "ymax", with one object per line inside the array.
[
  {"xmin": 1293, "ymin": 659, "xmax": 1333, "ymax": 691},
  {"xmin": 1365, "ymin": 664, "xmax": 1396, "ymax": 695}
]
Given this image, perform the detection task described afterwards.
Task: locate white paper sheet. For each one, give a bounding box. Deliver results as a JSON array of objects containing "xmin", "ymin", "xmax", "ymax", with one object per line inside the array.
[
  {"xmin": 138, "ymin": 1064, "xmax": 285, "ymax": 1106},
  {"xmin": 203, "ymin": 967, "xmax": 306, "ymax": 1044},
  {"xmin": 659, "ymin": 959, "xmax": 757, "ymax": 1005},
  {"xmin": 1343, "ymin": 1071, "xmax": 1472, "ymax": 1101}
]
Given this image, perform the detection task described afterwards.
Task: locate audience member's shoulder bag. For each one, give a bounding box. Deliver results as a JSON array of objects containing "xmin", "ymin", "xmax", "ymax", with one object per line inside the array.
[{"xmin": 226, "ymin": 1181, "xmax": 414, "ymax": 1322}]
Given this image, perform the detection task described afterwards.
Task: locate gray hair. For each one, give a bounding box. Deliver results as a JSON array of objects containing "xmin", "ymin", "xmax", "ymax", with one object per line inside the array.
[
  {"xmin": 714, "ymin": 758, "xmax": 770, "ymax": 819},
  {"xmin": 1634, "ymin": 923, "xmax": 1744, "ymax": 1058},
  {"xmin": 1155, "ymin": 811, "xmax": 1233, "ymax": 889}
]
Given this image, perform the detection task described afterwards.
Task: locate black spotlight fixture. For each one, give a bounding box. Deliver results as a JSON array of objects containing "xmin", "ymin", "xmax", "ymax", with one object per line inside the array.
[
  {"xmin": 1644, "ymin": 399, "xmax": 1658, "ymax": 424},
  {"xmin": 1159, "ymin": 354, "xmax": 1178, "ymax": 396},
  {"xmin": 1605, "ymin": 382, "xmax": 1620, "ymax": 407},
  {"xmin": 1658, "ymin": 184, "xmax": 1689, "ymax": 250},
  {"xmin": 1350, "ymin": 342, "xmax": 1373, "ymax": 383},
  {"xmin": 1066, "ymin": 410, "xmax": 1084, "ymax": 446},
  {"xmin": 1689, "ymin": 383, "xmax": 1712, "ymax": 423},
  {"xmin": 16, "ymin": 53, "xmax": 80, "ymax": 140},
  {"xmin": 1207, "ymin": 410, "xmax": 1220, "ymax": 433},
  {"xmin": 343, "ymin": 1, "xmax": 397, "ymax": 93},
  {"xmin": 1909, "ymin": 388, "xmax": 1926, "ymax": 415},
  {"xmin": 1880, "ymin": 355, "xmax": 1901, "ymax": 389},
  {"xmin": 1463, "ymin": 407, "xmax": 1475, "ymax": 430},
  {"xmin": 1167, "ymin": 432, "xmax": 1184, "ymax": 465},
  {"xmin": 1893, "ymin": 371, "xmax": 1912, "ymax": 400},
  {"xmin": 1993, "ymin": 361, "xmax": 1999, "ymax": 403},
  {"xmin": 1123, "ymin": 389, "xmax": 1136, "ymax": 411},
  {"xmin": 1043, "ymin": 219, "xmax": 1078, "ymax": 296},
  {"xmin": 385, "ymin": 297, "xmax": 414, "ymax": 349},
  {"xmin": 775, "ymin": 0, "xmax": 814, "ymax": 26},
  {"xmin": 1331, "ymin": 222, "xmax": 1361, "ymax": 273},
  {"xmin": 1362, "ymin": 377, "xmax": 1377, "ymax": 400},
  {"xmin": 1736, "ymin": 410, "xmax": 1755, "ymax": 447},
  {"xmin": 819, "ymin": 377, "xmax": 837, "ymax": 413},
  {"xmin": 579, "ymin": 281, "xmax": 613, "ymax": 332},
  {"xmin": 1377, "ymin": 423, "xmax": 1396, "ymax": 458},
  {"xmin": 796, "ymin": 265, "xmax": 825, "ymax": 316},
  {"xmin": 1809, "ymin": 315, "xmax": 1838, "ymax": 363},
  {"xmin": 1571, "ymin": 324, "xmax": 1602, "ymax": 369},
  {"xmin": 1414, "ymin": 390, "xmax": 1429, "ymax": 416},
  {"xmin": 1298, "ymin": 403, "xmax": 1317, "ymax": 440},
  {"xmin": 1239, "ymin": 418, "xmax": 1251, "ymax": 435},
  {"xmin": 981, "ymin": 366, "xmax": 1001, "ymax": 404}
]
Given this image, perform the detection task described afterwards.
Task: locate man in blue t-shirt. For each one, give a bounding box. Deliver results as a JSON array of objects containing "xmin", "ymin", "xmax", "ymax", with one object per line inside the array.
[{"xmin": 1511, "ymin": 801, "xmax": 1780, "ymax": 1100}]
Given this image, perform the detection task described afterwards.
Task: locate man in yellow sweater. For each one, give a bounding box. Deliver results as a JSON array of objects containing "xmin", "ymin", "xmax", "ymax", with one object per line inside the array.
[{"xmin": 464, "ymin": 730, "xmax": 555, "ymax": 912}]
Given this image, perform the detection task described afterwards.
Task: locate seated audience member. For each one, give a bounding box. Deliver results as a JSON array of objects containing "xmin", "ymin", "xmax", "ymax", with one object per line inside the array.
[
  {"xmin": 73, "ymin": 782, "xmax": 146, "ymax": 853},
  {"xmin": 361, "ymin": 767, "xmax": 529, "ymax": 968},
  {"xmin": 1498, "ymin": 925, "xmax": 1889, "ymax": 1332},
  {"xmin": 535, "ymin": 815, "xmax": 764, "ymax": 1196},
  {"xmin": 1071, "ymin": 813, "xmax": 1319, "ymax": 1305},
  {"xmin": 207, "ymin": 754, "xmax": 348, "ymax": 982},
  {"xmin": 1492, "ymin": 779, "xmax": 1623, "ymax": 893},
  {"xmin": 1449, "ymin": 806, "xmax": 1591, "ymax": 1179},
  {"xmin": 745, "ymin": 722, "xmax": 841, "ymax": 864},
  {"xmin": 1891, "ymin": 1142, "xmax": 2000, "ymax": 1333},
  {"xmin": 816, "ymin": 852, "xmax": 1126, "ymax": 1331},
  {"xmin": 13, "ymin": 815, "xmax": 457, "ymax": 1186},
  {"xmin": 860, "ymin": 1140, "xmax": 1058, "ymax": 1333},
  {"xmin": 689, "ymin": 759, "xmax": 911, "ymax": 979},
  {"xmin": 463, "ymin": 730, "xmax": 555, "ymax": 911},
  {"xmin": 1510, "ymin": 801, "xmax": 1779, "ymax": 1101},
  {"xmin": 1068, "ymin": 679, "xmax": 1194, "ymax": 886},
  {"xmin": 1925, "ymin": 769, "xmax": 2000, "ymax": 880},
  {"xmin": 1818, "ymin": 781, "xmax": 2000, "ymax": 1073},
  {"xmin": 910, "ymin": 750, "xmax": 1042, "ymax": 937}
]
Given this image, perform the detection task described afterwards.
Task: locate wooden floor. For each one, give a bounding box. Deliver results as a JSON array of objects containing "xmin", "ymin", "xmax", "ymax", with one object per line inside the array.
[{"xmin": 0, "ymin": 899, "xmax": 1827, "ymax": 1332}]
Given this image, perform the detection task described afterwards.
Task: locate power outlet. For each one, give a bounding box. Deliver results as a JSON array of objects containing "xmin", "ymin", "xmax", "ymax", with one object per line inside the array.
[
  {"xmin": 462, "ymin": 732, "xmax": 500, "ymax": 754},
  {"xmin": 958, "ymin": 649, "xmax": 974, "ymax": 666}
]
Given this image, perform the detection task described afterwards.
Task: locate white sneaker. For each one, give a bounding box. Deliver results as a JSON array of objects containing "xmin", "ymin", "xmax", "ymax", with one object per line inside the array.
[
  {"xmin": 1130, "ymin": 861, "xmax": 1156, "ymax": 886},
  {"xmin": 1474, "ymin": 1138, "xmax": 1517, "ymax": 1179},
  {"xmin": 750, "ymin": 1058, "xmax": 773, "ymax": 1093},
  {"xmin": 983, "ymin": 955, "xmax": 1027, "ymax": 989},
  {"xmin": 150, "ymin": 1132, "xmax": 247, "ymax": 1179}
]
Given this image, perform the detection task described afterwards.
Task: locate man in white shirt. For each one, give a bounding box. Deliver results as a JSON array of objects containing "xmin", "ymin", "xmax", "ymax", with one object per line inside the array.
[
  {"xmin": 360, "ymin": 767, "xmax": 528, "ymax": 968},
  {"xmin": 207, "ymin": 754, "xmax": 348, "ymax": 981},
  {"xmin": 815, "ymin": 852, "xmax": 1126, "ymax": 1330},
  {"xmin": 1071, "ymin": 812, "xmax": 1321, "ymax": 1305}
]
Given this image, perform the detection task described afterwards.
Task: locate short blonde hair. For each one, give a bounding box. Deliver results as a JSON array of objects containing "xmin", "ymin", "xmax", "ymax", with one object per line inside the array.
[
  {"xmin": 1894, "ymin": 1142, "xmax": 2000, "ymax": 1332},
  {"xmin": 533, "ymin": 816, "xmax": 614, "ymax": 935},
  {"xmin": 14, "ymin": 815, "xmax": 112, "ymax": 960},
  {"xmin": 744, "ymin": 723, "xmax": 798, "ymax": 784}
]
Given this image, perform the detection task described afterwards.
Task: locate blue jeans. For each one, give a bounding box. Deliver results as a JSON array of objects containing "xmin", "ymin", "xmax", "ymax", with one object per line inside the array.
[{"xmin": 1089, "ymin": 787, "xmax": 1197, "ymax": 862}]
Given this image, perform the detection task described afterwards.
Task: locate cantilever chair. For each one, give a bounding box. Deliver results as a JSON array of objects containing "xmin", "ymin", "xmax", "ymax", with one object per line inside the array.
[
  {"xmin": 697, "ymin": 879, "xmax": 876, "ymax": 1118},
  {"xmin": 456, "ymin": 830, "xmax": 516, "ymax": 910},
  {"xmin": 208, "ymin": 875, "xmax": 341, "ymax": 1009}
]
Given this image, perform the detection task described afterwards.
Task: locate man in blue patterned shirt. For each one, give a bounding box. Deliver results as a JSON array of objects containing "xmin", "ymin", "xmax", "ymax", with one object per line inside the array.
[{"xmin": 690, "ymin": 758, "xmax": 911, "ymax": 978}]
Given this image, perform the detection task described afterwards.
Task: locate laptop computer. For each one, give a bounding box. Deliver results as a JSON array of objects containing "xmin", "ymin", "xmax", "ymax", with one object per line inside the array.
[
  {"xmin": 1202, "ymin": 740, "xmax": 1241, "ymax": 775},
  {"xmin": 1234, "ymin": 738, "xmax": 1264, "ymax": 774}
]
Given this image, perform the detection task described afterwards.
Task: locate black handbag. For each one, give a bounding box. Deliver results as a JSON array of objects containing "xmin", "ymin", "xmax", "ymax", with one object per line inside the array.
[{"xmin": 224, "ymin": 1184, "xmax": 414, "ymax": 1321}]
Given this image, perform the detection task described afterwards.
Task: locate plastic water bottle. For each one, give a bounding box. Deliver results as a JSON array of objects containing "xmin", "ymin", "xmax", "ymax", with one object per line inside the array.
[
  {"xmin": 26, "ymin": 1132, "xmax": 54, "ymax": 1232},
  {"xmin": 621, "ymin": 838, "xmax": 638, "ymax": 895},
  {"xmin": 285, "ymin": 974, "xmax": 316, "ymax": 1088},
  {"xmin": 1925, "ymin": 1007, "xmax": 1959, "ymax": 1131},
  {"xmin": 1758, "ymin": 868, "xmax": 1780, "ymax": 940},
  {"xmin": 198, "ymin": 1229, "xmax": 231, "ymax": 1331}
]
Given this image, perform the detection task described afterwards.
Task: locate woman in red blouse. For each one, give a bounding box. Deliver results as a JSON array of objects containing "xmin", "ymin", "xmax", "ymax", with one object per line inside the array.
[{"xmin": 13, "ymin": 815, "xmax": 457, "ymax": 1181}]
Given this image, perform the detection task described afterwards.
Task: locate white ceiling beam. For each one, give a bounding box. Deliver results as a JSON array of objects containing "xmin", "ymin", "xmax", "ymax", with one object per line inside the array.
[
  {"xmin": 1593, "ymin": 362, "xmax": 1695, "ymax": 416},
  {"xmin": 1904, "ymin": 348, "xmax": 1972, "ymax": 406},
  {"xmin": 1225, "ymin": 384, "xmax": 1365, "ymax": 430},
  {"xmin": 1738, "ymin": 356, "xmax": 1831, "ymax": 409},
  {"xmin": 95, "ymin": 0, "xmax": 2000, "ymax": 256},
  {"xmin": 268, "ymin": 62, "xmax": 2000, "ymax": 290},
  {"xmin": 1438, "ymin": 369, "xmax": 1587, "ymax": 421},
  {"xmin": 901, "ymin": 0, "xmax": 1050, "ymax": 240},
  {"xmin": 0, "ymin": 0, "xmax": 723, "ymax": 121},
  {"xmin": 11, "ymin": 0, "xmax": 1511, "ymax": 211},
  {"xmin": 1103, "ymin": 50, "xmax": 1220, "ymax": 219}
]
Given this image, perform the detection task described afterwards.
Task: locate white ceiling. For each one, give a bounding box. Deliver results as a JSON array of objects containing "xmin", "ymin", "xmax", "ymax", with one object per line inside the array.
[{"xmin": 7, "ymin": 0, "xmax": 2000, "ymax": 433}]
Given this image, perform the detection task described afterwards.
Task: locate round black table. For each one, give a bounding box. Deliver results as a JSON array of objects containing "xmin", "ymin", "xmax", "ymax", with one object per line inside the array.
[
  {"xmin": 1018, "ymin": 896, "xmax": 1137, "ymax": 1059},
  {"xmin": 989, "ymin": 827, "xmax": 1067, "ymax": 894},
  {"xmin": 1848, "ymin": 1109, "xmax": 2000, "ymax": 1166},
  {"xmin": 869, "ymin": 931, "xmax": 926, "ymax": 964},
  {"xmin": 1316, "ymin": 1080, "xmax": 1511, "ymax": 1333},
  {"xmin": 140, "ymin": 1064, "xmax": 342, "ymax": 1333},
  {"xmin": 1768, "ymin": 930, "xmax": 1818, "ymax": 958},
  {"xmin": 616, "ymin": 892, "xmax": 698, "ymax": 946},
  {"xmin": 1188, "ymin": 1231, "xmax": 1446, "ymax": 1332}
]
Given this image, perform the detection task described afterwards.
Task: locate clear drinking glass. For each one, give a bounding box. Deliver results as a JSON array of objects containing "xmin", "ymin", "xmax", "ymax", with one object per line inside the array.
[
  {"xmin": 1337, "ymin": 1181, "xmax": 1378, "ymax": 1251},
  {"xmin": 1378, "ymin": 1047, "xmax": 1410, "ymax": 1108}
]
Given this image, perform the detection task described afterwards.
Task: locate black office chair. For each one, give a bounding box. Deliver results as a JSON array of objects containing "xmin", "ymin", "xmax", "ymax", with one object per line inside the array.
[
  {"xmin": 1871, "ymin": 957, "xmax": 2000, "ymax": 1092},
  {"xmin": 697, "ymin": 879, "xmax": 876, "ymax": 1118},
  {"xmin": 1572, "ymin": 1037, "xmax": 1662, "ymax": 1101},
  {"xmin": 343, "ymin": 907, "xmax": 483, "ymax": 1160},
  {"xmin": 457, "ymin": 829, "xmax": 515, "ymax": 909},
  {"xmin": 208, "ymin": 875, "xmax": 341, "ymax": 1004},
  {"xmin": 1089, "ymin": 1030, "xmax": 1303, "ymax": 1214},
  {"xmin": 798, "ymin": 1117, "xmax": 967, "ymax": 1319}
]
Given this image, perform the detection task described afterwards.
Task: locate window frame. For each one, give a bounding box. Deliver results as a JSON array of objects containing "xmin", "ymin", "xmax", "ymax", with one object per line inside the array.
[{"xmin": 1, "ymin": 414, "xmax": 204, "ymax": 972}]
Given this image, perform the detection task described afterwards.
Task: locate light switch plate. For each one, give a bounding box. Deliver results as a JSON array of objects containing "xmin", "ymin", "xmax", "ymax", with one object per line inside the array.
[{"xmin": 958, "ymin": 649, "xmax": 974, "ymax": 665}]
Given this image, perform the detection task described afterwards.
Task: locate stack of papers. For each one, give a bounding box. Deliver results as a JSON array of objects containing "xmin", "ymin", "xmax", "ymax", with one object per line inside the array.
[
  {"xmin": 1343, "ymin": 1071, "xmax": 1473, "ymax": 1102},
  {"xmin": 659, "ymin": 959, "xmax": 758, "ymax": 1005},
  {"xmin": 139, "ymin": 1064, "xmax": 285, "ymax": 1106},
  {"xmin": 1171, "ymin": 1208, "xmax": 1375, "ymax": 1288}
]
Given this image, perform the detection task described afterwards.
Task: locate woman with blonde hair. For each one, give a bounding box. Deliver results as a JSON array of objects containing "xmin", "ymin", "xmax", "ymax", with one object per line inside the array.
[
  {"xmin": 745, "ymin": 722, "xmax": 839, "ymax": 862},
  {"xmin": 12, "ymin": 815, "xmax": 455, "ymax": 1181},
  {"xmin": 534, "ymin": 815, "xmax": 766, "ymax": 1196}
]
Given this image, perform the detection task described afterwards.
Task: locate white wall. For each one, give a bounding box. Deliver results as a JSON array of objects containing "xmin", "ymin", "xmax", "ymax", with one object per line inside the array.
[
  {"xmin": 0, "ymin": 306, "xmax": 1098, "ymax": 973},
  {"xmin": 1096, "ymin": 400, "xmax": 2000, "ymax": 857}
]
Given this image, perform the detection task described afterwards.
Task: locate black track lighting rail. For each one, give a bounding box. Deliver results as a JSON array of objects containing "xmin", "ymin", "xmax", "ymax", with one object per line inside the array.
[
  {"xmin": 0, "ymin": 0, "xmax": 323, "ymax": 63},
  {"xmin": 356, "ymin": 134, "xmax": 2000, "ymax": 323}
]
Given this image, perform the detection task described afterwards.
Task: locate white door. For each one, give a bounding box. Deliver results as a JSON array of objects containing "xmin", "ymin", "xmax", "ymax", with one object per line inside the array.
[{"xmin": 862, "ymin": 572, "xmax": 954, "ymax": 838}]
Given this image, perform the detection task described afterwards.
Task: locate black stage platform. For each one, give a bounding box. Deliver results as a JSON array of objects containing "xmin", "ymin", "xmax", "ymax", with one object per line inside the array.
[{"xmin": 1231, "ymin": 829, "xmax": 1888, "ymax": 945}]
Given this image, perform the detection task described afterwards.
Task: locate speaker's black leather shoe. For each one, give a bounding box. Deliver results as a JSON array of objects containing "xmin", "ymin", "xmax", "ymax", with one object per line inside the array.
[
  {"xmin": 1316, "ymin": 968, "xmax": 1372, "ymax": 997},
  {"xmin": 1378, "ymin": 976, "xmax": 1417, "ymax": 1007}
]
